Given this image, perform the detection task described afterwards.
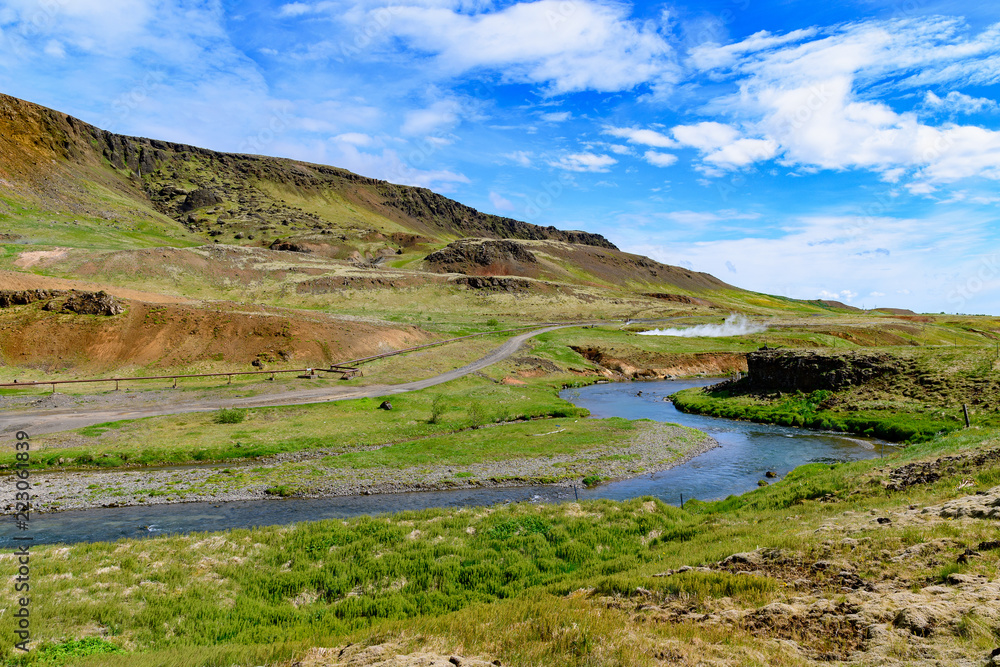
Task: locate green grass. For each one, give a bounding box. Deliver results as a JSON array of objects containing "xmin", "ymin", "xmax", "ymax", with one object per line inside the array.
[
  {"xmin": 15, "ymin": 377, "xmax": 589, "ymax": 469},
  {"xmin": 214, "ymin": 408, "xmax": 247, "ymax": 424},
  {"xmin": 321, "ymin": 417, "xmax": 635, "ymax": 470},
  {"xmin": 672, "ymin": 387, "xmax": 960, "ymax": 443},
  {"xmin": 7, "ymin": 422, "xmax": 1000, "ymax": 665}
]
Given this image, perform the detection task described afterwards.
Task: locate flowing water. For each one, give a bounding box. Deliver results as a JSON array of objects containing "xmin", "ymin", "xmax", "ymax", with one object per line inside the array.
[{"xmin": 1, "ymin": 379, "xmax": 888, "ymax": 546}]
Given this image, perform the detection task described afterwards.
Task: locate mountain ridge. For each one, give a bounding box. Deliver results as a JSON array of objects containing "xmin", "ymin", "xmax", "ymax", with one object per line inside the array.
[{"xmin": 0, "ymin": 92, "xmax": 616, "ymax": 250}]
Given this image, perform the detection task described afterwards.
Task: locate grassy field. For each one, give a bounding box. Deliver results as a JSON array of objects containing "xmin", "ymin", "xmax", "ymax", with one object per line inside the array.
[
  {"xmin": 4, "ymin": 423, "xmax": 1000, "ymax": 665},
  {"xmin": 14, "ymin": 377, "xmax": 590, "ymax": 469}
]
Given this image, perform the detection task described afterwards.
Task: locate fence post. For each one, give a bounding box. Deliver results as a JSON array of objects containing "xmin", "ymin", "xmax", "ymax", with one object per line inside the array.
[{"xmin": 963, "ymin": 404, "xmax": 971, "ymax": 428}]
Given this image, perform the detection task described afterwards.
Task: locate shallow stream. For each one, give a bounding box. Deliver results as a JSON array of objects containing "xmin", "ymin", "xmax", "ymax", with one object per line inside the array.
[{"xmin": 0, "ymin": 379, "xmax": 889, "ymax": 545}]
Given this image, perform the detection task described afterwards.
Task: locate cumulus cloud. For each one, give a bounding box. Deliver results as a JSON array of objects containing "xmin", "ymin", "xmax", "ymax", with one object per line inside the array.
[
  {"xmin": 676, "ymin": 19, "xmax": 1000, "ymax": 186},
  {"xmin": 672, "ymin": 122, "xmax": 740, "ymax": 151},
  {"xmin": 643, "ymin": 150, "xmax": 677, "ymax": 167},
  {"xmin": 380, "ymin": 0, "xmax": 678, "ymax": 93},
  {"xmin": 549, "ymin": 152, "xmax": 617, "ymax": 172},
  {"xmin": 603, "ymin": 125, "xmax": 676, "ymax": 148}
]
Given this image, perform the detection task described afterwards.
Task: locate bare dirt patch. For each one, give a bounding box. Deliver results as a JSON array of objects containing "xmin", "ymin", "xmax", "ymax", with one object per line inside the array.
[{"xmin": 13, "ymin": 248, "xmax": 69, "ymax": 268}]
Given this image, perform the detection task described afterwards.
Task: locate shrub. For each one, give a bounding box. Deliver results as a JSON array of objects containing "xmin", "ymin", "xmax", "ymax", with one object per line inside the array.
[{"xmin": 215, "ymin": 408, "xmax": 246, "ymax": 424}]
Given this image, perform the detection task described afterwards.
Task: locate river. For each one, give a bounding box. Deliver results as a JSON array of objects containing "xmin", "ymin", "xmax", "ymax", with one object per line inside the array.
[{"xmin": 0, "ymin": 379, "xmax": 888, "ymax": 546}]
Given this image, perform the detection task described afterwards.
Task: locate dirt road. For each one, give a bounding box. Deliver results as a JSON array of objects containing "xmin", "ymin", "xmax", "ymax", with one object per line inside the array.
[{"xmin": 0, "ymin": 325, "xmax": 580, "ymax": 436}]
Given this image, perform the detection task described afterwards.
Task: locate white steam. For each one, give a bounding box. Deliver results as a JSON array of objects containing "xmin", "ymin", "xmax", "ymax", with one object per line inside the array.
[{"xmin": 638, "ymin": 314, "xmax": 766, "ymax": 338}]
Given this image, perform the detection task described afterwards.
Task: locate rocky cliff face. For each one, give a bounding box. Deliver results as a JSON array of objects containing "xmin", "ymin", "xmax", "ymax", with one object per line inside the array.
[{"xmin": 745, "ymin": 350, "xmax": 901, "ymax": 392}]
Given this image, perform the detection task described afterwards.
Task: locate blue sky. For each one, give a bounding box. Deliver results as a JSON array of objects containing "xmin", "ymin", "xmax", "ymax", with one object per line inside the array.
[{"xmin": 2, "ymin": 0, "xmax": 999, "ymax": 313}]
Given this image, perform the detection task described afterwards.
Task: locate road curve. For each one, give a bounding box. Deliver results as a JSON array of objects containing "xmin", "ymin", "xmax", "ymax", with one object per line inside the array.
[{"xmin": 0, "ymin": 325, "xmax": 584, "ymax": 436}]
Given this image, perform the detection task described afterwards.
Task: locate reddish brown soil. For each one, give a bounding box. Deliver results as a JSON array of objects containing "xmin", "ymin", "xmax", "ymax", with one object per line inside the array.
[
  {"xmin": 0, "ymin": 299, "xmax": 430, "ymax": 371},
  {"xmin": 0, "ymin": 269, "xmax": 188, "ymax": 304}
]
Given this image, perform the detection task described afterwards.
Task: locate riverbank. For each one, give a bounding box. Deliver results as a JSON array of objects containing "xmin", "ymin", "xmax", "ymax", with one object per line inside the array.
[{"xmin": 12, "ymin": 420, "xmax": 717, "ymax": 513}]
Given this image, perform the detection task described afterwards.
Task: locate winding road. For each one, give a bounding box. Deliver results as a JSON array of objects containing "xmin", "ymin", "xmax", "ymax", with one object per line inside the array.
[{"xmin": 0, "ymin": 324, "xmax": 590, "ymax": 436}]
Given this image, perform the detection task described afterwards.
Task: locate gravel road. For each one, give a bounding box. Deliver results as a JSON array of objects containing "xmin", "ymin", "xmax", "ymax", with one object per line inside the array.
[{"xmin": 0, "ymin": 325, "xmax": 577, "ymax": 435}]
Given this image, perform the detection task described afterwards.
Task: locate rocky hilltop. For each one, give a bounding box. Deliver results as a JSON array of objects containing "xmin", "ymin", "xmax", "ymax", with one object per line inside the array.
[{"xmin": 0, "ymin": 93, "xmax": 615, "ymax": 250}]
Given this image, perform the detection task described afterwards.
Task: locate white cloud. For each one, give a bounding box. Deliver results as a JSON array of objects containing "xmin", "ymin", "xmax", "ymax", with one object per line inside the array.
[
  {"xmin": 603, "ymin": 125, "xmax": 676, "ymax": 148},
  {"xmin": 703, "ymin": 138, "xmax": 778, "ymax": 169},
  {"xmin": 818, "ymin": 289, "xmax": 858, "ymax": 302},
  {"xmin": 549, "ymin": 152, "xmax": 617, "ymax": 172},
  {"xmin": 672, "ymin": 122, "xmax": 740, "ymax": 151},
  {"xmin": 278, "ymin": 3, "xmax": 313, "ymax": 17},
  {"xmin": 332, "ymin": 132, "xmax": 373, "ymax": 146},
  {"xmin": 689, "ymin": 28, "xmax": 820, "ymax": 71},
  {"xmin": 923, "ymin": 90, "xmax": 999, "ymax": 114},
  {"xmin": 401, "ymin": 99, "xmax": 463, "ymax": 135},
  {"xmin": 43, "ymin": 40, "xmax": 65, "ymax": 58},
  {"xmin": 1, "ymin": 0, "xmax": 159, "ymax": 57},
  {"xmin": 381, "ymin": 0, "xmax": 678, "ymax": 93},
  {"xmin": 504, "ymin": 151, "xmax": 533, "ymax": 167},
  {"xmin": 617, "ymin": 212, "xmax": 996, "ymax": 313},
  {"xmin": 643, "ymin": 150, "xmax": 677, "ymax": 167},
  {"xmin": 541, "ymin": 111, "xmax": 571, "ymax": 122},
  {"xmin": 489, "ymin": 191, "xmax": 515, "ymax": 211},
  {"xmin": 690, "ymin": 19, "xmax": 1000, "ymax": 186}
]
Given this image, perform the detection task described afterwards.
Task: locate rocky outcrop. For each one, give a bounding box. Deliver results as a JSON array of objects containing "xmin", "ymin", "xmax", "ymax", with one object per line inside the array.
[
  {"xmin": 643, "ymin": 293, "xmax": 716, "ymax": 307},
  {"xmin": 428, "ymin": 239, "xmax": 536, "ymax": 266},
  {"xmin": 0, "ymin": 289, "xmax": 125, "ymax": 315},
  {"xmin": 745, "ymin": 350, "xmax": 900, "ymax": 392},
  {"xmin": 426, "ymin": 239, "xmax": 538, "ymax": 276},
  {"xmin": 59, "ymin": 291, "xmax": 125, "ymax": 316},
  {"xmin": 453, "ymin": 276, "xmax": 532, "ymax": 292},
  {"xmin": 0, "ymin": 289, "xmax": 63, "ymax": 307},
  {"xmin": 270, "ymin": 240, "xmax": 312, "ymax": 253},
  {"xmin": 180, "ymin": 187, "xmax": 222, "ymax": 212}
]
